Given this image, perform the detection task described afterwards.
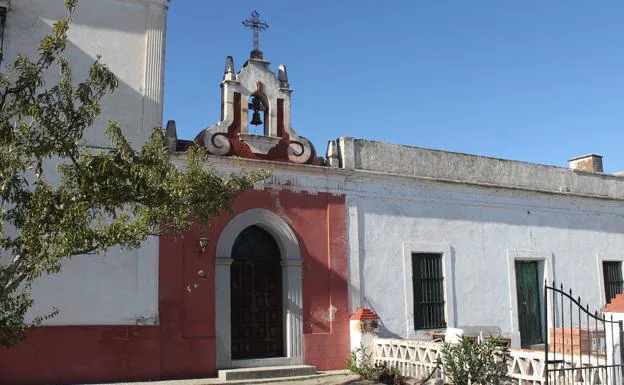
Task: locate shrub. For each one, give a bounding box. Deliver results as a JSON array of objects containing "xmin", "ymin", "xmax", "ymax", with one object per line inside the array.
[
  {"xmin": 347, "ymin": 344, "xmax": 406, "ymax": 385},
  {"xmin": 440, "ymin": 336, "xmax": 511, "ymax": 385}
]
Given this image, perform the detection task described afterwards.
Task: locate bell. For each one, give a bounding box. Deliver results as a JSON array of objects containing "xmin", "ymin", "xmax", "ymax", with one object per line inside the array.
[{"xmin": 250, "ymin": 110, "xmax": 263, "ymax": 126}]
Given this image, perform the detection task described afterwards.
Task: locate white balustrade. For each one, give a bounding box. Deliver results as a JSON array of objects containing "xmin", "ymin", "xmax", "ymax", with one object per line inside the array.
[
  {"xmin": 372, "ymin": 338, "xmax": 608, "ymax": 385},
  {"xmin": 373, "ymin": 338, "xmax": 446, "ymax": 382}
]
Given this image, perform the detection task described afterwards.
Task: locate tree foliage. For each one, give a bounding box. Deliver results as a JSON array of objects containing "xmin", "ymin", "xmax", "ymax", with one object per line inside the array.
[{"xmin": 0, "ymin": 0, "xmax": 267, "ymax": 347}]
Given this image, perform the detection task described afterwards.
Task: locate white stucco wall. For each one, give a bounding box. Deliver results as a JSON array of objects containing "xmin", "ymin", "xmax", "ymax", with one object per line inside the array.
[
  {"xmin": 343, "ymin": 139, "xmax": 624, "ymax": 347},
  {"xmin": 201, "ymin": 152, "xmax": 624, "ymax": 350},
  {"xmin": 5, "ymin": 0, "xmax": 167, "ymax": 148},
  {"xmin": 2, "ymin": 0, "xmax": 168, "ymax": 325}
]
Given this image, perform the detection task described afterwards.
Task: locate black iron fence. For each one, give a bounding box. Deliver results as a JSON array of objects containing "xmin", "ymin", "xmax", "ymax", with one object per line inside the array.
[{"xmin": 545, "ymin": 282, "xmax": 624, "ymax": 385}]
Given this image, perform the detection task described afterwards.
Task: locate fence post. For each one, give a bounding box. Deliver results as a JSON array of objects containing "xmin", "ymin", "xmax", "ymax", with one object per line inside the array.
[
  {"xmin": 350, "ymin": 308, "xmax": 380, "ymax": 363},
  {"xmin": 544, "ymin": 281, "xmax": 549, "ymax": 385},
  {"xmin": 601, "ymin": 296, "xmax": 624, "ymax": 378},
  {"xmin": 620, "ymin": 320, "xmax": 624, "ymax": 380}
]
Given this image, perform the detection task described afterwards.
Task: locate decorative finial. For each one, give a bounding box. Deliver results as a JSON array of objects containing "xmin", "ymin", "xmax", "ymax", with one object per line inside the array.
[
  {"xmin": 242, "ymin": 10, "xmax": 269, "ymax": 59},
  {"xmin": 165, "ymin": 120, "xmax": 177, "ymax": 152},
  {"xmin": 224, "ymin": 56, "xmax": 235, "ymax": 81},
  {"xmin": 278, "ymin": 64, "xmax": 289, "ymax": 88}
]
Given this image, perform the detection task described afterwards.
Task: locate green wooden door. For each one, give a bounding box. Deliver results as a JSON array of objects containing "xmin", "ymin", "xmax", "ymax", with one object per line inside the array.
[{"xmin": 515, "ymin": 261, "xmax": 543, "ymax": 347}]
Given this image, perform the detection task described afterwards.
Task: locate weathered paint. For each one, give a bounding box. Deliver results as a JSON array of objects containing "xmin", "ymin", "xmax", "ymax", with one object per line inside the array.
[
  {"xmin": 568, "ymin": 154, "xmax": 603, "ymax": 173},
  {"xmin": 303, "ymin": 194, "xmax": 349, "ymax": 369},
  {"xmin": 0, "ymin": 326, "xmax": 161, "ymax": 385},
  {"xmin": 336, "ymin": 137, "xmax": 624, "ymax": 199},
  {"xmin": 198, "ymin": 53, "xmax": 319, "ymax": 164},
  {"xmin": 159, "ymin": 189, "xmax": 348, "ymax": 376},
  {"xmin": 4, "ymin": 0, "xmax": 169, "ymax": 327},
  {"xmin": 5, "ymin": 0, "xmax": 167, "ymax": 149},
  {"xmin": 0, "ymin": 188, "xmax": 347, "ymax": 384},
  {"xmin": 339, "ymin": 137, "xmax": 624, "ymax": 347},
  {"xmin": 9, "ymin": 0, "xmax": 624, "ymax": 382},
  {"xmin": 349, "ymin": 308, "xmax": 379, "ymax": 361}
]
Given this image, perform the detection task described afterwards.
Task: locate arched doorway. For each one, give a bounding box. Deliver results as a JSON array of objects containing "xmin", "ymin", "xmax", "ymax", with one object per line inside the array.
[
  {"xmin": 230, "ymin": 226, "xmax": 283, "ymax": 359},
  {"xmin": 215, "ymin": 208, "xmax": 303, "ymax": 368}
]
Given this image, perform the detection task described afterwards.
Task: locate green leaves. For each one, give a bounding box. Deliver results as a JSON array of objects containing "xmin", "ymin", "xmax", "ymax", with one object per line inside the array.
[
  {"xmin": 440, "ymin": 336, "xmax": 511, "ymax": 385},
  {"xmin": 0, "ymin": 0, "xmax": 267, "ymax": 347},
  {"xmin": 346, "ymin": 344, "xmax": 405, "ymax": 385}
]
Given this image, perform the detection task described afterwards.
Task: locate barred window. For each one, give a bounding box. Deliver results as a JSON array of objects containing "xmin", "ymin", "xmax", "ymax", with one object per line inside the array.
[
  {"xmin": 412, "ymin": 253, "xmax": 446, "ymax": 329},
  {"xmin": 0, "ymin": 6, "xmax": 6, "ymax": 52},
  {"xmin": 603, "ymin": 261, "xmax": 623, "ymax": 304}
]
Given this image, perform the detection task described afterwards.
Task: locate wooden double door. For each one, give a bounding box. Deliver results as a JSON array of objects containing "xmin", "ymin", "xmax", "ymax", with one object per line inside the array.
[{"xmin": 230, "ymin": 225, "xmax": 284, "ymax": 359}]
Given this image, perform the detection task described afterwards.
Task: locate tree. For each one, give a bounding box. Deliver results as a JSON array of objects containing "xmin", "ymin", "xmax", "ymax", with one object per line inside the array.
[{"xmin": 0, "ymin": 0, "xmax": 267, "ymax": 348}]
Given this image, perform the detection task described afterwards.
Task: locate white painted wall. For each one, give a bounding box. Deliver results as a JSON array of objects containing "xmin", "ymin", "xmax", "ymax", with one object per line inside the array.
[
  {"xmin": 5, "ymin": 0, "xmax": 167, "ymax": 148},
  {"xmin": 346, "ymin": 173, "xmax": 624, "ymax": 347},
  {"xmin": 2, "ymin": 0, "xmax": 168, "ymax": 325},
  {"xmin": 195, "ymin": 151, "xmax": 624, "ymax": 350}
]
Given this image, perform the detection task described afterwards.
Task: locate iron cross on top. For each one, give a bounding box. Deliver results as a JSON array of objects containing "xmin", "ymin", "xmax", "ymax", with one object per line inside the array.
[{"xmin": 242, "ymin": 10, "xmax": 269, "ymax": 52}]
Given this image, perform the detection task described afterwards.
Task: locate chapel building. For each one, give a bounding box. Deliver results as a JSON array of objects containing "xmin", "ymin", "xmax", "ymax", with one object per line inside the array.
[{"xmin": 2, "ymin": 2, "xmax": 624, "ymax": 385}]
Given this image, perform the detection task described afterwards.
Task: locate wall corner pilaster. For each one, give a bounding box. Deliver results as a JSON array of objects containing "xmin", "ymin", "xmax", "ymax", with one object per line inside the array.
[{"xmin": 142, "ymin": 3, "xmax": 167, "ymax": 143}]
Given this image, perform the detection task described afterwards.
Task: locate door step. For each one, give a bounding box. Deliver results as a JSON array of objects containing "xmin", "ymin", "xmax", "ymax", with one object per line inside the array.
[{"xmin": 218, "ymin": 365, "xmax": 317, "ymax": 381}]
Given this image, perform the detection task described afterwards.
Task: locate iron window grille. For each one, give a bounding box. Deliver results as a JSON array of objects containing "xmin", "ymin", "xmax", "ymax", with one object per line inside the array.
[
  {"xmin": 412, "ymin": 253, "xmax": 446, "ymax": 329},
  {"xmin": 603, "ymin": 261, "xmax": 623, "ymax": 304},
  {"xmin": 0, "ymin": 6, "xmax": 5, "ymax": 54}
]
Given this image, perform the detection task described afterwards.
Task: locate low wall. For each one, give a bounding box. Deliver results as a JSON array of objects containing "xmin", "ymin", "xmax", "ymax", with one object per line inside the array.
[{"xmin": 373, "ymin": 338, "xmax": 607, "ymax": 385}]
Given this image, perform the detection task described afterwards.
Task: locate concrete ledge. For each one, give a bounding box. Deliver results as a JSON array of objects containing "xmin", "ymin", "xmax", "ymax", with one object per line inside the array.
[
  {"xmin": 342, "ymin": 137, "xmax": 624, "ymax": 200},
  {"xmin": 230, "ymin": 357, "xmax": 293, "ymax": 368},
  {"xmin": 218, "ymin": 365, "xmax": 317, "ymax": 381},
  {"xmin": 88, "ymin": 370, "xmax": 354, "ymax": 385}
]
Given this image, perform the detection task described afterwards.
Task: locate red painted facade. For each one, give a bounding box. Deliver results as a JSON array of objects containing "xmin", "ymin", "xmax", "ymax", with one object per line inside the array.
[
  {"xmin": 0, "ymin": 326, "xmax": 161, "ymax": 385},
  {"xmin": 0, "ymin": 189, "xmax": 348, "ymax": 385}
]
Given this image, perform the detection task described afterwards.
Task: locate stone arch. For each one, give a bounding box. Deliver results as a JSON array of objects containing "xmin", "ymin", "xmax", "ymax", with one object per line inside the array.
[
  {"xmin": 251, "ymin": 91, "xmax": 271, "ymax": 136},
  {"xmin": 244, "ymin": 90, "xmax": 270, "ymax": 136},
  {"xmin": 216, "ymin": 208, "xmax": 300, "ymax": 262},
  {"xmin": 215, "ymin": 208, "xmax": 303, "ymax": 369}
]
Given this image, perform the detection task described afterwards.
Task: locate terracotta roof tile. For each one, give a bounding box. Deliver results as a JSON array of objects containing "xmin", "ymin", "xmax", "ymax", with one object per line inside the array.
[
  {"xmin": 350, "ymin": 308, "xmax": 379, "ymax": 320},
  {"xmin": 602, "ymin": 294, "xmax": 624, "ymax": 313}
]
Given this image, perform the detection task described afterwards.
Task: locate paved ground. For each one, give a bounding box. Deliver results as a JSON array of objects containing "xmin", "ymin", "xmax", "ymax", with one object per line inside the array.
[{"xmin": 86, "ymin": 371, "xmax": 381, "ymax": 385}]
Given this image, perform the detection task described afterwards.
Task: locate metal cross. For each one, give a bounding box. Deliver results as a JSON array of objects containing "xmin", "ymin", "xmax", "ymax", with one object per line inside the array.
[{"xmin": 242, "ymin": 11, "xmax": 269, "ymax": 52}]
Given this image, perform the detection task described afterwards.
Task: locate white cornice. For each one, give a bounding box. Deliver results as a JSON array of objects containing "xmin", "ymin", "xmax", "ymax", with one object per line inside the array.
[{"xmin": 171, "ymin": 153, "xmax": 624, "ymax": 202}]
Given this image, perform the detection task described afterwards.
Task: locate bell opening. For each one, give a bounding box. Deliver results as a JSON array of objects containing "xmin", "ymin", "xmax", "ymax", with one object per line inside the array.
[{"xmin": 247, "ymin": 94, "xmax": 268, "ymax": 135}]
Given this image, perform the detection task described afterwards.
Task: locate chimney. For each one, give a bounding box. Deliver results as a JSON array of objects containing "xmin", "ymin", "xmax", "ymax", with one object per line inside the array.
[{"xmin": 568, "ymin": 154, "xmax": 603, "ymax": 173}]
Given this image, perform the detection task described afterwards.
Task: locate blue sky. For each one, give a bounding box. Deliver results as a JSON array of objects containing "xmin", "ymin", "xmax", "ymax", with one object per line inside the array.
[{"xmin": 164, "ymin": 1, "xmax": 624, "ymax": 172}]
